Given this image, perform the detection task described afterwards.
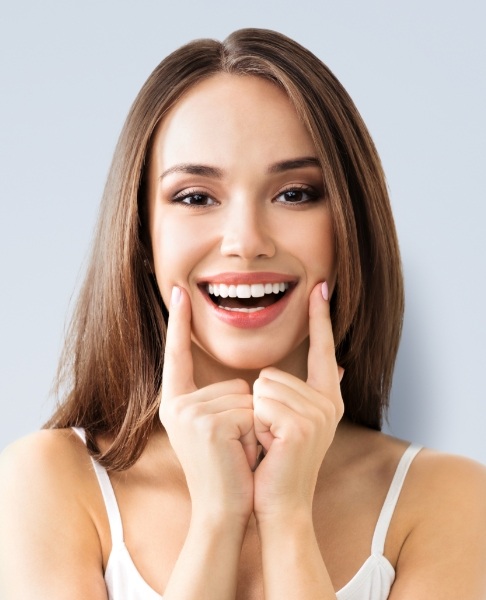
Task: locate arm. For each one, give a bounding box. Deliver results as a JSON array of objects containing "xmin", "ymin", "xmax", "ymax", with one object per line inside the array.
[
  {"xmin": 253, "ymin": 282, "xmax": 342, "ymax": 599},
  {"xmin": 0, "ymin": 431, "xmax": 108, "ymax": 600},
  {"xmin": 258, "ymin": 510, "xmax": 336, "ymax": 598},
  {"xmin": 160, "ymin": 286, "xmax": 256, "ymax": 599},
  {"xmin": 163, "ymin": 512, "xmax": 248, "ymax": 599},
  {"xmin": 389, "ymin": 453, "xmax": 486, "ymax": 599}
]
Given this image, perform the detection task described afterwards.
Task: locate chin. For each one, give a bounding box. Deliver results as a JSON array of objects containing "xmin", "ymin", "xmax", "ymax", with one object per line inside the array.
[{"xmin": 192, "ymin": 335, "xmax": 306, "ymax": 376}]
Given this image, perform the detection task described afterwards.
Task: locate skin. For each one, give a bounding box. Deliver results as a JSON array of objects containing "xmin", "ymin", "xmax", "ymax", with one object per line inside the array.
[
  {"xmin": 1, "ymin": 74, "xmax": 486, "ymax": 599},
  {"xmin": 147, "ymin": 73, "xmax": 336, "ymax": 381}
]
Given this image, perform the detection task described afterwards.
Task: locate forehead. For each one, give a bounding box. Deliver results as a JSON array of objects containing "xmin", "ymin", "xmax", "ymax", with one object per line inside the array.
[{"xmin": 151, "ymin": 73, "xmax": 317, "ymax": 169}]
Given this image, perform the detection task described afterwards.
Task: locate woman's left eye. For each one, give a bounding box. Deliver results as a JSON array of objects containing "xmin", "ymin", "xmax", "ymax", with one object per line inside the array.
[{"xmin": 275, "ymin": 187, "xmax": 320, "ymax": 205}]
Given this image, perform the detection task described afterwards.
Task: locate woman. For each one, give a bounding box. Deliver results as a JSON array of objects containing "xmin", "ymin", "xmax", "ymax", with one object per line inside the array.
[{"xmin": 0, "ymin": 28, "xmax": 485, "ymax": 599}]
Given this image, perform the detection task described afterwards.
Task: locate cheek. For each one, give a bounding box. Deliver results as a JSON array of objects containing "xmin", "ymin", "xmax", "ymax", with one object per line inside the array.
[
  {"xmin": 288, "ymin": 212, "xmax": 335, "ymax": 282},
  {"xmin": 151, "ymin": 214, "xmax": 208, "ymax": 301}
]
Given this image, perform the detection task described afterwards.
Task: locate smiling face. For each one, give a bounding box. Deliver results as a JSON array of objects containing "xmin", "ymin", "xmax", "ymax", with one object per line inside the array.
[{"xmin": 147, "ymin": 73, "xmax": 336, "ymax": 384}]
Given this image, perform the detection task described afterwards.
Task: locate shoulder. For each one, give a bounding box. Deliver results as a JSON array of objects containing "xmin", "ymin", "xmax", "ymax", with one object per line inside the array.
[
  {"xmin": 0, "ymin": 429, "xmax": 108, "ymax": 598},
  {"xmin": 0, "ymin": 428, "xmax": 102, "ymax": 542},
  {"xmin": 391, "ymin": 449, "xmax": 486, "ymax": 598},
  {"xmin": 405, "ymin": 448, "xmax": 486, "ymax": 516},
  {"xmin": 0, "ymin": 428, "xmax": 93, "ymax": 498},
  {"xmin": 0, "ymin": 428, "xmax": 105, "ymax": 544}
]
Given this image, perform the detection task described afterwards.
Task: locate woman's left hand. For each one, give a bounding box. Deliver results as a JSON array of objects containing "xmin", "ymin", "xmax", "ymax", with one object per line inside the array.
[{"xmin": 252, "ymin": 282, "xmax": 344, "ymax": 521}]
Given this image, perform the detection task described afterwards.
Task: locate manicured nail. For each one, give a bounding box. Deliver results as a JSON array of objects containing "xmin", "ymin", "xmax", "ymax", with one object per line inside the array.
[
  {"xmin": 171, "ymin": 286, "xmax": 181, "ymax": 306},
  {"xmin": 321, "ymin": 281, "xmax": 329, "ymax": 301}
]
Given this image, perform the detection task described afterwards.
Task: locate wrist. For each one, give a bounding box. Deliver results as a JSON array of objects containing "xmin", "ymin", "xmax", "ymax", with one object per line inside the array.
[
  {"xmin": 190, "ymin": 505, "xmax": 251, "ymax": 538},
  {"xmin": 255, "ymin": 497, "xmax": 313, "ymax": 527},
  {"xmin": 255, "ymin": 505, "xmax": 314, "ymax": 538}
]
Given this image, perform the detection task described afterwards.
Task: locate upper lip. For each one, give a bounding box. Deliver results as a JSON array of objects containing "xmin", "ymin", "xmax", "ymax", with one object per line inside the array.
[{"xmin": 197, "ymin": 272, "xmax": 298, "ymax": 285}]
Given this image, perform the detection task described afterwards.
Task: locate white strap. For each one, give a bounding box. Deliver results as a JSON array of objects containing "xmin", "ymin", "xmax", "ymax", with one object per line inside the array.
[
  {"xmin": 371, "ymin": 444, "xmax": 423, "ymax": 554},
  {"xmin": 72, "ymin": 427, "xmax": 124, "ymax": 544}
]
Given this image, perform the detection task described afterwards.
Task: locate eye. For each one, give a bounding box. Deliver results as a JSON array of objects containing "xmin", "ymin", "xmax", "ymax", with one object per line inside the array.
[
  {"xmin": 275, "ymin": 186, "xmax": 320, "ymax": 205},
  {"xmin": 171, "ymin": 190, "xmax": 217, "ymax": 207}
]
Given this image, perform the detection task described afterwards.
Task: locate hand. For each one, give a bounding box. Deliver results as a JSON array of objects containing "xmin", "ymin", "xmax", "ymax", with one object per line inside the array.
[
  {"xmin": 159, "ymin": 287, "xmax": 257, "ymax": 522},
  {"xmin": 252, "ymin": 282, "xmax": 344, "ymax": 520}
]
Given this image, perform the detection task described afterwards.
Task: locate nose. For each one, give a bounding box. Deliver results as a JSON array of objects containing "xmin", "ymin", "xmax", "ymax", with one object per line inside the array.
[{"xmin": 219, "ymin": 196, "xmax": 276, "ymax": 259}]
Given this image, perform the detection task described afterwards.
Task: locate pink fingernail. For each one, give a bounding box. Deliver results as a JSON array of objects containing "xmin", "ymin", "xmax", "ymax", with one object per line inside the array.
[
  {"xmin": 171, "ymin": 286, "xmax": 181, "ymax": 305},
  {"xmin": 321, "ymin": 281, "xmax": 329, "ymax": 301}
]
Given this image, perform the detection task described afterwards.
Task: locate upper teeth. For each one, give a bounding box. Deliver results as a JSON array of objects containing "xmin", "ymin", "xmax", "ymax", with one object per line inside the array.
[{"xmin": 207, "ymin": 282, "xmax": 289, "ymax": 298}]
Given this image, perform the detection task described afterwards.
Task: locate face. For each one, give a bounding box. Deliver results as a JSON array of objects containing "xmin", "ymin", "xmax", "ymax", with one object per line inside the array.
[{"xmin": 147, "ymin": 74, "xmax": 336, "ymax": 384}]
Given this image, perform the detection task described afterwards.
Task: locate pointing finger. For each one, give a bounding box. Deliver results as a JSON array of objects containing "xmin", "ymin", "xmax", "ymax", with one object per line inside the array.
[
  {"xmin": 161, "ymin": 286, "xmax": 196, "ymax": 399},
  {"xmin": 307, "ymin": 281, "xmax": 339, "ymax": 394}
]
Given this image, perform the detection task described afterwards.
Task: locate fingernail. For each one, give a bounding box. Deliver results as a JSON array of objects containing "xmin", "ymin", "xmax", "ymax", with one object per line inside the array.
[
  {"xmin": 321, "ymin": 281, "xmax": 329, "ymax": 301},
  {"xmin": 171, "ymin": 286, "xmax": 181, "ymax": 306}
]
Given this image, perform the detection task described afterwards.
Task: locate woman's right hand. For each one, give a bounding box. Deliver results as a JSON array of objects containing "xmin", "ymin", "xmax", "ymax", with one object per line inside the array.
[{"xmin": 159, "ymin": 286, "xmax": 257, "ymax": 524}]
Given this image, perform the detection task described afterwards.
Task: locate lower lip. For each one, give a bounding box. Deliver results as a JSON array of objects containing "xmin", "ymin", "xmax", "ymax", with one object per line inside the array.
[{"xmin": 201, "ymin": 287, "xmax": 294, "ymax": 329}]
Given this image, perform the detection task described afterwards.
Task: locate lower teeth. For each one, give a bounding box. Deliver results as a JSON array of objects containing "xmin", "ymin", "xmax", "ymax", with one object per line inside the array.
[{"xmin": 219, "ymin": 306, "xmax": 266, "ymax": 313}]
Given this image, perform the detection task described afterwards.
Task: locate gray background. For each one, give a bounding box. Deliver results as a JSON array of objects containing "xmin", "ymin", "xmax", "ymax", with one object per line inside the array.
[{"xmin": 1, "ymin": 1, "xmax": 484, "ymax": 464}]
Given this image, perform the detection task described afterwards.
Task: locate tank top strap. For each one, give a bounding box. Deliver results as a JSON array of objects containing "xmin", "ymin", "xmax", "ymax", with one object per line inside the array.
[
  {"xmin": 71, "ymin": 427, "xmax": 124, "ymax": 544},
  {"xmin": 371, "ymin": 443, "xmax": 423, "ymax": 555}
]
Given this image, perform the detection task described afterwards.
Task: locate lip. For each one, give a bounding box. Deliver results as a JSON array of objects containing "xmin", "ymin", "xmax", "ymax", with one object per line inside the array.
[{"xmin": 198, "ymin": 272, "xmax": 297, "ymax": 329}]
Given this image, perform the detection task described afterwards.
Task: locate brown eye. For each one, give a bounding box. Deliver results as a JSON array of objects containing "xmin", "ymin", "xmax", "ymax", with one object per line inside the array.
[
  {"xmin": 172, "ymin": 191, "xmax": 217, "ymax": 207},
  {"xmin": 276, "ymin": 187, "xmax": 319, "ymax": 204}
]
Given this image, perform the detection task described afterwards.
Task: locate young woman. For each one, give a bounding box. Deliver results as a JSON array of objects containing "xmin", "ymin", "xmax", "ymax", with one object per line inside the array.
[{"xmin": 0, "ymin": 29, "xmax": 485, "ymax": 600}]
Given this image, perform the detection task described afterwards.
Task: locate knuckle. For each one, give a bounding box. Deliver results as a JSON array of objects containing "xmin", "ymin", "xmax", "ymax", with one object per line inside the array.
[
  {"xmin": 160, "ymin": 393, "xmax": 191, "ymax": 422},
  {"xmin": 232, "ymin": 378, "xmax": 251, "ymax": 394},
  {"xmin": 322, "ymin": 395, "xmax": 344, "ymax": 423}
]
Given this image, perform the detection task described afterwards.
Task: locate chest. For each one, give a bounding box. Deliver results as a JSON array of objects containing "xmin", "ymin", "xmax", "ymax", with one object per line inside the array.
[{"xmin": 99, "ymin": 478, "xmax": 403, "ymax": 598}]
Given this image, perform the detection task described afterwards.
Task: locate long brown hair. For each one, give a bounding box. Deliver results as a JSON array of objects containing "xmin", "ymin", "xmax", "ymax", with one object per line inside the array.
[{"xmin": 46, "ymin": 28, "xmax": 404, "ymax": 470}]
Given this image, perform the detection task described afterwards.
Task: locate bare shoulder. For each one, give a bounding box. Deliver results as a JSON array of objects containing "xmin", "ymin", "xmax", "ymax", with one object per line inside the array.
[
  {"xmin": 2, "ymin": 427, "xmax": 87, "ymax": 472},
  {"xmin": 405, "ymin": 447, "xmax": 486, "ymax": 518},
  {"xmin": 0, "ymin": 428, "xmax": 97, "ymax": 510},
  {"xmin": 0, "ymin": 429, "xmax": 108, "ymax": 599},
  {"xmin": 390, "ymin": 448, "xmax": 486, "ymax": 599}
]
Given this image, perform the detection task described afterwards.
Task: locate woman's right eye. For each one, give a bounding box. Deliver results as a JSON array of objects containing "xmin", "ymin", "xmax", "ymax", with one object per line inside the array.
[{"xmin": 171, "ymin": 191, "xmax": 217, "ymax": 207}]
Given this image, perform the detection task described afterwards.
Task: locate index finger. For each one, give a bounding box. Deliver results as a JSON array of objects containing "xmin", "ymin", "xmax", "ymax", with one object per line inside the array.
[
  {"xmin": 161, "ymin": 286, "xmax": 196, "ymax": 399},
  {"xmin": 306, "ymin": 281, "xmax": 339, "ymax": 393}
]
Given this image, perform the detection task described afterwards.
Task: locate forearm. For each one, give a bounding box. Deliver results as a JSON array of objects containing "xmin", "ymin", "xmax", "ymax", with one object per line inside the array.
[
  {"xmin": 257, "ymin": 510, "xmax": 337, "ymax": 600},
  {"xmin": 164, "ymin": 512, "xmax": 248, "ymax": 600}
]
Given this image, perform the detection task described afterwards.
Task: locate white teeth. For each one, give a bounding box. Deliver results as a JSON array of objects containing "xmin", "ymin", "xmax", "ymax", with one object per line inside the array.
[
  {"xmin": 236, "ymin": 284, "xmax": 251, "ymax": 298},
  {"xmin": 220, "ymin": 306, "xmax": 266, "ymax": 313},
  {"xmin": 250, "ymin": 283, "xmax": 265, "ymax": 297},
  {"xmin": 206, "ymin": 281, "xmax": 290, "ymax": 298}
]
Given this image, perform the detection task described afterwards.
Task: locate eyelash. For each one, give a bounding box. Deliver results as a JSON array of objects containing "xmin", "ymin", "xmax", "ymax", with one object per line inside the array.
[
  {"xmin": 171, "ymin": 185, "xmax": 321, "ymax": 208},
  {"xmin": 275, "ymin": 185, "xmax": 321, "ymax": 205}
]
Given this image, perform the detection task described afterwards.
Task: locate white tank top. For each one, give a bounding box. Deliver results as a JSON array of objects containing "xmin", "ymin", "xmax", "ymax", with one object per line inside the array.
[{"xmin": 72, "ymin": 427, "xmax": 422, "ymax": 599}]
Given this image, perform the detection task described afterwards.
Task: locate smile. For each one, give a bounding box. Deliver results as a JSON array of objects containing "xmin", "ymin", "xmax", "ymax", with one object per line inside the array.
[{"xmin": 198, "ymin": 274, "xmax": 295, "ymax": 328}]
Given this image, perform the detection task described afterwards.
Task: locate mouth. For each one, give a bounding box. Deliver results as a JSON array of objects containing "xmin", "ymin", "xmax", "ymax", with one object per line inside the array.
[{"xmin": 197, "ymin": 274, "xmax": 296, "ymax": 328}]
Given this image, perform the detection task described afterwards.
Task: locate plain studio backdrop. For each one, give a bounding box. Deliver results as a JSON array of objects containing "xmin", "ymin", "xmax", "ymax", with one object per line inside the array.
[{"xmin": 0, "ymin": 1, "xmax": 484, "ymax": 464}]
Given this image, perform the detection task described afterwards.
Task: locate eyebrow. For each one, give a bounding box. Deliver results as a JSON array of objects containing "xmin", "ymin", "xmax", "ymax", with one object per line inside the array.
[
  {"xmin": 159, "ymin": 156, "xmax": 321, "ymax": 180},
  {"xmin": 268, "ymin": 157, "xmax": 321, "ymax": 173}
]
